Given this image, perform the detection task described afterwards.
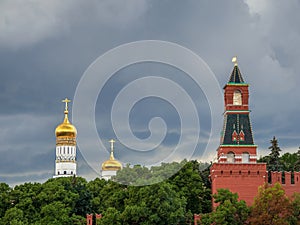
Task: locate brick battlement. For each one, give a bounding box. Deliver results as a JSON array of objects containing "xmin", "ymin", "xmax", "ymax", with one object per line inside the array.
[
  {"xmin": 211, "ymin": 163, "xmax": 266, "ymax": 172},
  {"xmin": 211, "ymin": 163, "xmax": 267, "ymax": 177},
  {"xmin": 269, "ymin": 171, "xmax": 300, "ymax": 185},
  {"xmin": 268, "ymin": 171, "xmax": 300, "ymax": 197},
  {"xmin": 210, "ymin": 165, "xmax": 300, "ymax": 208}
]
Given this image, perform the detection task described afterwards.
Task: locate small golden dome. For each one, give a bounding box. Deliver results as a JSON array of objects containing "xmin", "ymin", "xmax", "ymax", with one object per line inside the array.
[
  {"xmin": 102, "ymin": 156, "xmax": 122, "ymax": 171},
  {"xmin": 55, "ymin": 98, "xmax": 77, "ymax": 138},
  {"xmin": 101, "ymin": 139, "xmax": 122, "ymax": 171}
]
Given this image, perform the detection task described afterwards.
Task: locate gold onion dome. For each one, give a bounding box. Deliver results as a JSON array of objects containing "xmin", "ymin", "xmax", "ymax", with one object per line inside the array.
[
  {"xmin": 102, "ymin": 139, "xmax": 122, "ymax": 171},
  {"xmin": 55, "ymin": 98, "xmax": 77, "ymax": 138}
]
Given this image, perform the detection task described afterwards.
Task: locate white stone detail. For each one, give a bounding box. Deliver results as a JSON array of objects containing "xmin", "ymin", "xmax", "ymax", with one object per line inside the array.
[
  {"xmin": 100, "ymin": 170, "xmax": 117, "ymax": 181},
  {"xmin": 54, "ymin": 145, "xmax": 77, "ymax": 178}
]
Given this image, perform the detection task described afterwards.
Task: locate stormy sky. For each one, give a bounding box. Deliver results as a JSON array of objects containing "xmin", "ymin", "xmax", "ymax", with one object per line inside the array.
[{"xmin": 1, "ymin": 0, "xmax": 300, "ymax": 186}]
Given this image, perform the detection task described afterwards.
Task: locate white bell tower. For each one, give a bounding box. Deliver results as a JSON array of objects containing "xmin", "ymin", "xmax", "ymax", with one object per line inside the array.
[{"xmin": 53, "ymin": 98, "xmax": 77, "ymax": 178}]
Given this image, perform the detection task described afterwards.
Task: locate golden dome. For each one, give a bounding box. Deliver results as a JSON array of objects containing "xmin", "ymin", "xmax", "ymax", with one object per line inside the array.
[
  {"xmin": 102, "ymin": 139, "xmax": 122, "ymax": 171},
  {"xmin": 55, "ymin": 114, "xmax": 77, "ymax": 138},
  {"xmin": 102, "ymin": 155, "xmax": 122, "ymax": 171},
  {"xmin": 55, "ymin": 98, "xmax": 77, "ymax": 138}
]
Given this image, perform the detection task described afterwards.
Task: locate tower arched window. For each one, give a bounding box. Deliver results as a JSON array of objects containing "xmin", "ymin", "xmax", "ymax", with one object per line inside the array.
[
  {"xmin": 242, "ymin": 152, "xmax": 250, "ymax": 163},
  {"xmin": 227, "ymin": 152, "xmax": 235, "ymax": 163},
  {"xmin": 233, "ymin": 90, "xmax": 242, "ymax": 105}
]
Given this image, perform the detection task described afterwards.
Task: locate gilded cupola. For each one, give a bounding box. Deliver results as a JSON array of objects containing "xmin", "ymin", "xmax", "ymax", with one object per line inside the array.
[
  {"xmin": 55, "ymin": 98, "xmax": 77, "ymax": 146},
  {"xmin": 102, "ymin": 139, "xmax": 122, "ymax": 171}
]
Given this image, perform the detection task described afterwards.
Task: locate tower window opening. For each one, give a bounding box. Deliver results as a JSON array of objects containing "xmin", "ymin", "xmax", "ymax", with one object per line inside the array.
[
  {"xmin": 233, "ymin": 90, "xmax": 242, "ymax": 105},
  {"xmin": 58, "ymin": 171, "xmax": 60, "ymax": 175},
  {"xmin": 227, "ymin": 152, "xmax": 235, "ymax": 163},
  {"xmin": 64, "ymin": 171, "xmax": 66, "ymax": 175},
  {"xmin": 242, "ymin": 152, "xmax": 250, "ymax": 163},
  {"xmin": 230, "ymin": 170, "xmax": 232, "ymax": 175}
]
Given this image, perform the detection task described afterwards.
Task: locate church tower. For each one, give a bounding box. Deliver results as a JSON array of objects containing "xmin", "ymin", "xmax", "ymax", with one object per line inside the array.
[
  {"xmin": 210, "ymin": 57, "xmax": 267, "ymax": 207},
  {"xmin": 101, "ymin": 139, "xmax": 122, "ymax": 180},
  {"xmin": 53, "ymin": 98, "xmax": 77, "ymax": 178}
]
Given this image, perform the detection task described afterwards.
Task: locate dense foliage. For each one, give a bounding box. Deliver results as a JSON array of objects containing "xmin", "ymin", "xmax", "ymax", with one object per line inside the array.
[
  {"xmin": 258, "ymin": 137, "xmax": 300, "ymax": 172},
  {"xmin": 0, "ymin": 160, "xmax": 211, "ymax": 224},
  {"xmin": 202, "ymin": 189, "xmax": 249, "ymax": 225}
]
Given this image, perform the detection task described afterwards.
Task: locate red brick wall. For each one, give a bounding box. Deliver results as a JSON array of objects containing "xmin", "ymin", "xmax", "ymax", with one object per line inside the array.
[
  {"xmin": 210, "ymin": 163, "xmax": 267, "ymax": 208},
  {"xmin": 211, "ymin": 165, "xmax": 300, "ymax": 209},
  {"xmin": 270, "ymin": 171, "xmax": 300, "ymax": 197}
]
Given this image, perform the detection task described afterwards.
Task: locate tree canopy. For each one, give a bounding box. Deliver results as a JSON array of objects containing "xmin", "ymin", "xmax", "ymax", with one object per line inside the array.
[
  {"xmin": 258, "ymin": 137, "xmax": 300, "ymax": 174},
  {"xmin": 1, "ymin": 155, "xmax": 300, "ymax": 224},
  {"xmin": 0, "ymin": 160, "xmax": 211, "ymax": 224}
]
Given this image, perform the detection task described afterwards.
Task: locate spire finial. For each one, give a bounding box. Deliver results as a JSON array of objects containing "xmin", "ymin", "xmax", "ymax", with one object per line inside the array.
[
  {"xmin": 109, "ymin": 139, "xmax": 115, "ymax": 153},
  {"xmin": 232, "ymin": 56, "xmax": 238, "ymax": 66},
  {"xmin": 109, "ymin": 139, "xmax": 116, "ymax": 160},
  {"xmin": 62, "ymin": 98, "xmax": 71, "ymax": 113}
]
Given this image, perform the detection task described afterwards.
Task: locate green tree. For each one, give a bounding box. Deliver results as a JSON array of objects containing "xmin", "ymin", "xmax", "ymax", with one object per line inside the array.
[
  {"xmin": 115, "ymin": 164, "xmax": 152, "ymax": 185},
  {"xmin": 0, "ymin": 183, "xmax": 11, "ymax": 218},
  {"xmin": 68, "ymin": 176, "xmax": 91, "ymax": 216},
  {"xmin": 169, "ymin": 160, "xmax": 211, "ymax": 217},
  {"xmin": 96, "ymin": 181, "xmax": 127, "ymax": 213},
  {"xmin": 294, "ymin": 148, "xmax": 300, "ymax": 171},
  {"xmin": 114, "ymin": 159, "xmax": 212, "ymax": 222},
  {"xmin": 268, "ymin": 136, "xmax": 282, "ymax": 171},
  {"xmin": 35, "ymin": 177, "xmax": 88, "ymax": 224},
  {"xmin": 289, "ymin": 193, "xmax": 300, "ymax": 225},
  {"xmin": 122, "ymin": 182, "xmax": 186, "ymax": 225},
  {"xmin": 202, "ymin": 189, "xmax": 249, "ymax": 225},
  {"xmin": 248, "ymin": 183, "xmax": 292, "ymax": 225},
  {"xmin": 98, "ymin": 207, "xmax": 122, "ymax": 225},
  {"xmin": 198, "ymin": 161, "xmax": 212, "ymax": 189},
  {"xmin": 280, "ymin": 152, "xmax": 298, "ymax": 171},
  {"xmin": 10, "ymin": 182, "xmax": 42, "ymax": 223},
  {"xmin": 86, "ymin": 178, "xmax": 107, "ymax": 213},
  {"xmin": 1, "ymin": 207, "xmax": 28, "ymax": 225},
  {"xmin": 0, "ymin": 160, "xmax": 213, "ymax": 224},
  {"xmin": 40, "ymin": 201, "xmax": 71, "ymax": 225}
]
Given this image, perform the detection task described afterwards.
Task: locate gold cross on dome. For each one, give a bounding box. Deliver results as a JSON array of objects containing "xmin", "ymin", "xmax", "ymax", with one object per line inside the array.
[
  {"xmin": 62, "ymin": 98, "xmax": 71, "ymax": 111},
  {"xmin": 109, "ymin": 139, "xmax": 115, "ymax": 153}
]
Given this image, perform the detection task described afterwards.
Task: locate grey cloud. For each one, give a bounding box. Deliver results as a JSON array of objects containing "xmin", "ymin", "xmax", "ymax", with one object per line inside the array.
[
  {"xmin": 1, "ymin": 0, "xmax": 300, "ymax": 185},
  {"xmin": 0, "ymin": 0, "xmax": 148, "ymax": 49}
]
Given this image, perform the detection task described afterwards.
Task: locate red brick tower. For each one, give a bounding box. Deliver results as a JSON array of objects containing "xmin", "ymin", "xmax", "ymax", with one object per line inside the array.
[{"xmin": 210, "ymin": 57, "xmax": 267, "ymax": 207}]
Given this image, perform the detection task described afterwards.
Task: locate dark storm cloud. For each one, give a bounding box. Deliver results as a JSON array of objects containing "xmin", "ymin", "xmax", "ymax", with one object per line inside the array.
[{"xmin": 1, "ymin": 0, "xmax": 300, "ymax": 185}]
